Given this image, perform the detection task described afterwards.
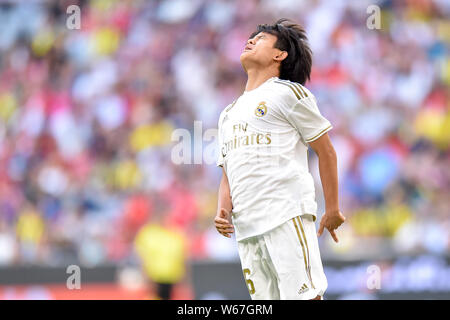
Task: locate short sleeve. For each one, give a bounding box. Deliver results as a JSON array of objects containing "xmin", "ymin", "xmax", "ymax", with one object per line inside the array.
[
  {"xmin": 216, "ymin": 116, "xmax": 224, "ymax": 168},
  {"xmin": 280, "ymin": 93, "xmax": 332, "ymax": 144},
  {"xmin": 216, "ymin": 141, "xmax": 224, "ymax": 167}
]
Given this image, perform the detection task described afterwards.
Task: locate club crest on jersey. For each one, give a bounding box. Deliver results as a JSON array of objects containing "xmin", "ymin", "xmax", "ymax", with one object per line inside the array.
[{"xmin": 255, "ymin": 102, "xmax": 267, "ymax": 117}]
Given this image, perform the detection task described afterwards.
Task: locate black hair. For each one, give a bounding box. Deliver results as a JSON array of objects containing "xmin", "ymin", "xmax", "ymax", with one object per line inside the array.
[{"xmin": 249, "ymin": 18, "xmax": 312, "ymax": 85}]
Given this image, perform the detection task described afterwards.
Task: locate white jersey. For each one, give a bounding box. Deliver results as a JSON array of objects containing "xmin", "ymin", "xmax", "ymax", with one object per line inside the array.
[{"xmin": 217, "ymin": 77, "xmax": 332, "ymax": 241}]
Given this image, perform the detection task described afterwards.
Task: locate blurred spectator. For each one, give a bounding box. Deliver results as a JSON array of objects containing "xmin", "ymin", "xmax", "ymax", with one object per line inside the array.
[{"xmin": 134, "ymin": 210, "xmax": 188, "ymax": 300}]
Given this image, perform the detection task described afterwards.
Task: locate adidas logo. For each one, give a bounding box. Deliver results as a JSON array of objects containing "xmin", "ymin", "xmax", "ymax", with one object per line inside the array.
[{"xmin": 298, "ymin": 283, "xmax": 309, "ymax": 295}]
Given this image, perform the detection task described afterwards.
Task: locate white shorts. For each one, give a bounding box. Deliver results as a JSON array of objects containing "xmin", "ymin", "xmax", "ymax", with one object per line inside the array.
[{"xmin": 237, "ymin": 214, "xmax": 328, "ymax": 300}]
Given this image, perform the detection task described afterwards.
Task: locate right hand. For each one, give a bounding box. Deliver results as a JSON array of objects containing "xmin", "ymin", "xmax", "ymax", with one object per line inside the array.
[
  {"xmin": 317, "ymin": 210, "xmax": 346, "ymax": 243},
  {"xmin": 214, "ymin": 208, "xmax": 234, "ymax": 238}
]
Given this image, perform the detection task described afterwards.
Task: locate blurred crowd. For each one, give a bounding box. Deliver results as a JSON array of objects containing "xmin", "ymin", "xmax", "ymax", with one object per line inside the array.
[{"xmin": 0, "ymin": 0, "xmax": 448, "ymax": 267}]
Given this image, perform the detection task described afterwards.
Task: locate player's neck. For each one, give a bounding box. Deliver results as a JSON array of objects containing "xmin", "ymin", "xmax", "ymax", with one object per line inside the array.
[{"xmin": 244, "ymin": 69, "xmax": 279, "ymax": 92}]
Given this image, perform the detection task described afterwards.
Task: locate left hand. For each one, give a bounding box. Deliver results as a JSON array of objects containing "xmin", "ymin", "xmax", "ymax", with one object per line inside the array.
[
  {"xmin": 317, "ymin": 210, "xmax": 345, "ymax": 243},
  {"xmin": 214, "ymin": 208, "xmax": 234, "ymax": 238}
]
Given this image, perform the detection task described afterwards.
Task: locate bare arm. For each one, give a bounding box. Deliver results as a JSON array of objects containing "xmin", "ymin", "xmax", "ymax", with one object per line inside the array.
[
  {"xmin": 214, "ymin": 168, "xmax": 234, "ymax": 238},
  {"xmin": 309, "ymin": 133, "xmax": 345, "ymax": 242},
  {"xmin": 217, "ymin": 168, "xmax": 233, "ymax": 215}
]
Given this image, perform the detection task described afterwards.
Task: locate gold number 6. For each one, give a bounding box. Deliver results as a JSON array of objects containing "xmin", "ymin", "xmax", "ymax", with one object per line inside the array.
[{"xmin": 243, "ymin": 268, "xmax": 255, "ymax": 294}]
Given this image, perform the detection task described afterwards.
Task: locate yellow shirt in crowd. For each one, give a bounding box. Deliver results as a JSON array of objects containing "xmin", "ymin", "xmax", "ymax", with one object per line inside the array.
[{"xmin": 134, "ymin": 223, "xmax": 186, "ymax": 284}]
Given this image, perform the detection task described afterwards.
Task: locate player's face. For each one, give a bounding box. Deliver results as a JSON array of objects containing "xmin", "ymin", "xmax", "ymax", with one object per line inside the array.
[{"xmin": 240, "ymin": 32, "xmax": 280, "ymax": 70}]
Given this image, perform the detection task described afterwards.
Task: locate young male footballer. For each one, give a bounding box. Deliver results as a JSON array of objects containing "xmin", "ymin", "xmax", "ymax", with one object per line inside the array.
[{"xmin": 214, "ymin": 18, "xmax": 345, "ymax": 300}]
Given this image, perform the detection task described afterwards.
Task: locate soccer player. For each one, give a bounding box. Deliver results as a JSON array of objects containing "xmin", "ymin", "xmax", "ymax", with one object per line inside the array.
[{"xmin": 214, "ymin": 19, "xmax": 345, "ymax": 300}]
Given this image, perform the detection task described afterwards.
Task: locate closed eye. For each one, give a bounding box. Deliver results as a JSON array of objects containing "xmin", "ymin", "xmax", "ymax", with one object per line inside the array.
[{"xmin": 248, "ymin": 33, "xmax": 265, "ymax": 42}]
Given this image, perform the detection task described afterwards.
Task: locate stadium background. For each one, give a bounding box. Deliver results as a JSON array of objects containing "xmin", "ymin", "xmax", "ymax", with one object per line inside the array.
[{"xmin": 0, "ymin": 0, "xmax": 449, "ymax": 300}]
